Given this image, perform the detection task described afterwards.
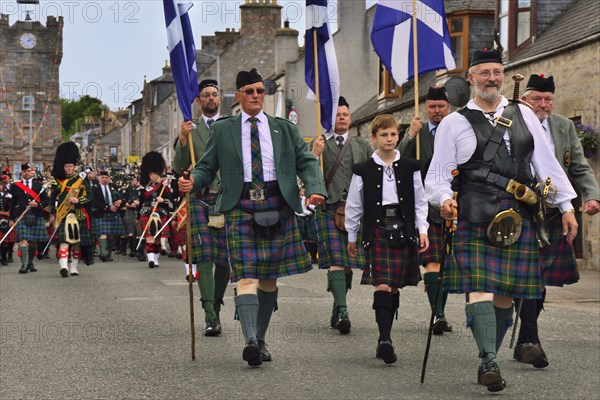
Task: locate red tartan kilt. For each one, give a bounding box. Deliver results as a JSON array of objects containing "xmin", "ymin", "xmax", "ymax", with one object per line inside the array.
[
  {"xmin": 0, "ymin": 225, "xmax": 17, "ymax": 243},
  {"xmin": 138, "ymin": 214, "xmax": 171, "ymax": 238}
]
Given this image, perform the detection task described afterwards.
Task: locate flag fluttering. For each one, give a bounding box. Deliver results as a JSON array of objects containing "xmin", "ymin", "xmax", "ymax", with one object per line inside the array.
[
  {"xmin": 163, "ymin": 0, "xmax": 199, "ymax": 121},
  {"xmin": 371, "ymin": 0, "xmax": 456, "ymax": 86},
  {"xmin": 305, "ymin": 0, "xmax": 340, "ymax": 133}
]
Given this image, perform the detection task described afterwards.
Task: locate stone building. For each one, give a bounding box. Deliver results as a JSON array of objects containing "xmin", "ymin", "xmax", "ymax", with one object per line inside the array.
[{"xmin": 0, "ymin": 11, "xmax": 63, "ymax": 176}]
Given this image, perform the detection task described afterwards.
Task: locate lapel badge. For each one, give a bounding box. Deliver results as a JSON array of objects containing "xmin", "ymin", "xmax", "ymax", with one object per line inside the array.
[{"xmin": 564, "ymin": 150, "xmax": 572, "ymax": 167}]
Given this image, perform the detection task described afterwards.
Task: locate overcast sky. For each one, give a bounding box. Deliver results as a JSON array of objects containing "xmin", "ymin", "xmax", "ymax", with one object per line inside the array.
[{"xmin": 2, "ymin": 0, "xmax": 375, "ymax": 110}]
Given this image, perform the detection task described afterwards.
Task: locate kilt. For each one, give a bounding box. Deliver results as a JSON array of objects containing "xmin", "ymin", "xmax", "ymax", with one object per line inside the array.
[
  {"xmin": 443, "ymin": 195, "xmax": 544, "ymax": 299},
  {"xmin": 316, "ymin": 202, "xmax": 365, "ymax": 270},
  {"xmin": 1, "ymin": 225, "xmax": 17, "ymax": 243},
  {"xmin": 360, "ymin": 227, "xmax": 421, "ymax": 288},
  {"xmin": 122, "ymin": 210, "xmax": 138, "ymax": 236},
  {"xmin": 539, "ymin": 214, "xmax": 579, "ymax": 286},
  {"xmin": 225, "ymin": 194, "xmax": 311, "ymax": 282},
  {"xmin": 297, "ymin": 214, "xmax": 317, "ymax": 243},
  {"xmin": 93, "ymin": 213, "xmax": 125, "ymax": 236},
  {"xmin": 16, "ymin": 216, "xmax": 47, "ymax": 243},
  {"xmin": 57, "ymin": 215, "xmax": 93, "ymax": 246},
  {"xmin": 138, "ymin": 213, "xmax": 172, "ymax": 239},
  {"xmin": 421, "ymin": 220, "xmax": 443, "ymax": 266},
  {"xmin": 186, "ymin": 194, "xmax": 228, "ymax": 264}
]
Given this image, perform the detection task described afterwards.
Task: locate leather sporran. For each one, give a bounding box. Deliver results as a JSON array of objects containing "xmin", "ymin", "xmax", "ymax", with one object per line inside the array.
[
  {"xmin": 385, "ymin": 221, "xmax": 408, "ymax": 249},
  {"xmin": 486, "ymin": 209, "xmax": 523, "ymax": 248},
  {"xmin": 207, "ymin": 205, "xmax": 225, "ymax": 229},
  {"xmin": 65, "ymin": 213, "xmax": 81, "ymax": 244},
  {"xmin": 0, "ymin": 219, "xmax": 9, "ymax": 233},
  {"xmin": 148, "ymin": 212, "xmax": 162, "ymax": 236},
  {"xmin": 335, "ymin": 202, "xmax": 346, "ymax": 232},
  {"xmin": 253, "ymin": 211, "xmax": 281, "ymax": 240}
]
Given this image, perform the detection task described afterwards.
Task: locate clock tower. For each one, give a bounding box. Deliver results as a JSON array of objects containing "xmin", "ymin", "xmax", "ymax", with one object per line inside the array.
[{"xmin": 0, "ymin": 4, "xmax": 63, "ymax": 176}]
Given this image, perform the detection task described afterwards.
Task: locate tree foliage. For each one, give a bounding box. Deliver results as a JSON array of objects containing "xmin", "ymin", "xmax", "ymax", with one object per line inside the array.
[{"xmin": 61, "ymin": 95, "xmax": 104, "ymax": 141}]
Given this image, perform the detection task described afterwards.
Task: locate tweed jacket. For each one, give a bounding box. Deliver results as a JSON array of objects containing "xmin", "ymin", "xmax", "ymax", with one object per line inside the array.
[
  {"xmin": 547, "ymin": 114, "xmax": 599, "ymax": 201},
  {"xmin": 191, "ymin": 113, "xmax": 327, "ymax": 213},
  {"xmin": 173, "ymin": 117, "xmax": 220, "ymax": 193}
]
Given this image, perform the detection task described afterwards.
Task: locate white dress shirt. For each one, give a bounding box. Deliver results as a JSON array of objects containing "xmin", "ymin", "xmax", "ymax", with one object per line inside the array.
[
  {"xmin": 424, "ymin": 97, "xmax": 576, "ymax": 212},
  {"xmin": 203, "ymin": 114, "xmax": 220, "ymax": 127},
  {"xmin": 345, "ymin": 150, "xmax": 429, "ymax": 243},
  {"xmin": 241, "ymin": 111, "xmax": 277, "ymax": 183}
]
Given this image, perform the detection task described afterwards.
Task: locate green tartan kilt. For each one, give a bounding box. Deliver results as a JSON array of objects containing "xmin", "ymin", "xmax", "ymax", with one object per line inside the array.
[
  {"xmin": 16, "ymin": 216, "xmax": 48, "ymax": 243},
  {"xmin": 225, "ymin": 195, "xmax": 312, "ymax": 282},
  {"xmin": 539, "ymin": 213, "xmax": 579, "ymax": 286},
  {"xmin": 188, "ymin": 194, "xmax": 228, "ymax": 264},
  {"xmin": 443, "ymin": 196, "xmax": 544, "ymax": 299},
  {"xmin": 57, "ymin": 214, "xmax": 93, "ymax": 246},
  {"xmin": 316, "ymin": 202, "xmax": 365, "ymax": 270},
  {"xmin": 93, "ymin": 213, "xmax": 125, "ymax": 236}
]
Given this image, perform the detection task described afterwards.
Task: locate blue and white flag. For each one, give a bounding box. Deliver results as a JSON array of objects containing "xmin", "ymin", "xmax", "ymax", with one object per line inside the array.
[
  {"xmin": 371, "ymin": 0, "xmax": 456, "ymax": 86},
  {"xmin": 163, "ymin": 0, "xmax": 198, "ymax": 121},
  {"xmin": 305, "ymin": 0, "xmax": 340, "ymax": 133}
]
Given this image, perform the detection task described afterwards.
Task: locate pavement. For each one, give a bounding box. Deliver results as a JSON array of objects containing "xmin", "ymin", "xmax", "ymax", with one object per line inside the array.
[{"xmin": 0, "ymin": 254, "xmax": 598, "ymax": 400}]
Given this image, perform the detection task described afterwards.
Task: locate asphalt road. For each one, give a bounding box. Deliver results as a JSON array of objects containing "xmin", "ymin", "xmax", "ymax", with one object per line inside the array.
[{"xmin": 1, "ymin": 255, "xmax": 598, "ymax": 400}]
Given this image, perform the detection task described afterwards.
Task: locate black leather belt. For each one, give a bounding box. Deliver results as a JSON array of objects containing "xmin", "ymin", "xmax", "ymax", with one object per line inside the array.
[{"xmin": 242, "ymin": 184, "xmax": 280, "ymax": 201}]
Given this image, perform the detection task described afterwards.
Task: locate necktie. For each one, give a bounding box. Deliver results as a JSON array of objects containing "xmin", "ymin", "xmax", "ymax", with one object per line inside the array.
[
  {"xmin": 248, "ymin": 117, "xmax": 264, "ymax": 189},
  {"xmin": 103, "ymin": 185, "xmax": 111, "ymax": 206},
  {"xmin": 207, "ymin": 119, "xmax": 214, "ymax": 127},
  {"xmin": 27, "ymin": 180, "xmax": 30, "ymax": 189},
  {"xmin": 336, "ymin": 135, "xmax": 344, "ymax": 150},
  {"xmin": 430, "ymin": 127, "xmax": 436, "ymax": 137}
]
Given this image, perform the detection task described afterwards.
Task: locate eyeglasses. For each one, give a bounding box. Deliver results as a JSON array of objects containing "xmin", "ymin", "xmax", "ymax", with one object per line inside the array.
[
  {"xmin": 200, "ymin": 92, "xmax": 219, "ymax": 99},
  {"xmin": 472, "ymin": 70, "xmax": 504, "ymax": 78},
  {"xmin": 239, "ymin": 88, "xmax": 266, "ymax": 95},
  {"xmin": 529, "ymin": 96, "xmax": 554, "ymax": 104}
]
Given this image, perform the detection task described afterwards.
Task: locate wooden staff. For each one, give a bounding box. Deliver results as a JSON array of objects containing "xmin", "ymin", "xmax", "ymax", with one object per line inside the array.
[
  {"xmin": 186, "ymin": 125, "xmax": 197, "ymax": 361},
  {"xmin": 412, "ymin": 0, "xmax": 421, "ymax": 161},
  {"xmin": 312, "ymin": 29, "xmax": 324, "ymax": 172}
]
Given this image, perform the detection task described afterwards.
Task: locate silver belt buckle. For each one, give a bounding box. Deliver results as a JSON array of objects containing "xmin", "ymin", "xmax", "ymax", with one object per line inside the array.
[{"xmin": 249, "ymin": 189, "xmax": 265, "ymax": 202}]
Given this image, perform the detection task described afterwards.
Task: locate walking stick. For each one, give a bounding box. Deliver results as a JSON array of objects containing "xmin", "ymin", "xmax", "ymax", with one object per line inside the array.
[
  {"xmin": 509, "ymin": 298, "xmax": 523, "ymax": 349},
  {"xmin": 0, "ymin": 184, "xmax": 48, "ymax": 245},
  {"xmin": 421, "ymin": 192, "xmax": 458, "ymax": 384},
  {"xmin": 182, "ymin": 171, "xmax": 196, "ymax": 361}
]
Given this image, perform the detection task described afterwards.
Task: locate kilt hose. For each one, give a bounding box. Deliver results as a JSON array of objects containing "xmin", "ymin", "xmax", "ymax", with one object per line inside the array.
[
  {"xmin": 1, "ymin": 225, "xmax": 18, "ymax": 243},
  {"xmin": 57, "ymin": 214, "xmax": 93, "ymax": 247},
  {"xmin": 443, "ymin": 195, "xmax": 544, "ymax": 300},
  {"xmin": 316, "ymin": 202, "xmax": 365, "ymax": 270},
  {"xmin": 122, "ymin": 210, "xmax": 138, "ymax": 236},
  {"xmin": 16, "ymin": 216, "xmax": 48, "ymax": 243},
  {"xmin": 421, "ymin": 220, "xmax": 443, "ymax": 266},
  {"xmin": 93, "ymin": 213, "xmax": 125, "ymax": 236},
  {"xmin": 225, "ymin": 194, "xmax": 312, "ymax": 282},
  {"xmin": 360, "ymin": 227, "xmax": 421, "ymax": 288},
  {"xmin": 186, "ymin": 193, "xmax": 228, "ymax": 265},
  {"xmin": 539, "ymin": 213, "xmax": 579, "ymax": 286}
]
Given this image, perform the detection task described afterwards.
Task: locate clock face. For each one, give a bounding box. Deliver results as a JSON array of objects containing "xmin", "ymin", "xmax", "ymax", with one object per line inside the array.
[{"xmin": 19, "ymin": 33, "xmax": 37, "ymax": 49}]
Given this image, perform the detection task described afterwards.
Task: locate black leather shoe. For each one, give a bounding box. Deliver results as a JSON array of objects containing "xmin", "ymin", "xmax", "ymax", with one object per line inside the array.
[
  {"xmin": 336, "ymin": 317, "xmax": 351, "ymax": 334},
  {"xmin": 478, "ymin": 362, "xmax": 506, "ymax": 392},
  {"xmin": 432, "ymin": 316, "xmax": 448, "ymax": 335},
  {"xmin": 27, "ymin": 263, "xmax": 37, "ymax": 272},
  {"xmin": 242, "ymin": 341, "xmax": 262, "ymax": 367},
  {"xmin": 19, "ymin": 265, "xmax": 28, "ymax": 274},
  {"xmin": 148, "ymin": 261, "xmax": 155, "ymax": 269},
  {"xmin": 99, "ymin": 255, "xmax": 107, "ymax": 262},
  {"xmin": 376, "ymin": 340, "xmax": 397, "ymax": 364},
  {"xmin": 258, "ymin": 340, "xmax": 272, "ymax": 362},
  {"xmin": 514, "ymin": 342, "xmax": 549, "ymax": 368},
  {"xmin": 60, "ymin": 267, "xmax": 69, "ymax": 277},
  {"xmin": 204, "ymin": 320, "xmax": 221, "ymax": 336},
  {"xmin": 444, "ymin": 321, "xmax": 453, "ymax": 332}
]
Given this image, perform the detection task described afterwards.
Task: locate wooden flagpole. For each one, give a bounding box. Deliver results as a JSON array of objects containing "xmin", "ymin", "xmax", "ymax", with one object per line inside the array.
[
  {"xmin": 412, "ymin": 0, "xmax": 421, "ymax": 161},
  {"xmin": 313, "ymin": 29, "xmax": 324, "ymax": 172},
  {"xmin": 186, "ymin": 129, "xmax": 197, "ymax": 361}
]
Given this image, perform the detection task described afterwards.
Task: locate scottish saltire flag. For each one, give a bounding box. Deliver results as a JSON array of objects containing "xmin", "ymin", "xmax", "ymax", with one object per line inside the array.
[
  {"xmin": 163, "ymin": 0, "xmax": 198, "ymax": 121},
  {"xmin": 305, "ymin": 0, "xmax": 340, "ymax": 133},
  {"xmin": 371, "ymin": 0, "xmax": 456, "ymax": 86}
]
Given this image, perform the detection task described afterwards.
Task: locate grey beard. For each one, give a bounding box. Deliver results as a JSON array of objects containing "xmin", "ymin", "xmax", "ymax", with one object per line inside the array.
[{"xmin": 474, "ymin": 84, "xmax": 502, "ymax": 102}]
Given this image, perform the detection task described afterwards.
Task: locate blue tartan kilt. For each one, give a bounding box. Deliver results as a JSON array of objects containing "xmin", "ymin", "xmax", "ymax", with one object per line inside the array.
[
  {"xmin": 443, "ymin": 194, "xmax": 544, "ymax": 299},
  {"xmin": 297, "ymin": 214, "xmax": 317, "ymax": 243},
  {"xmin": 122, "ymin": 210, "xmax": 138, "ymax": 236},
  {"xmin": 360, "ymin": 227, "xmax": 421, "ymax": 288},
  {"xmin": 188, "ymin": 193, "xmax": 228, "ymax": 265},
  {"xmin": 421, "ymin": 219, "xmax": 443, "ymax": 266},
  {"xmin": 57, "ymin": 214, "xmax": 93, "ymax": 246},
  {"xmin": 316, "ymin": 202, "xmax": 365, "ymax": 270},
  {"xmin": 225, "ymin": 194, "xmax": 312, "ymax": 282},
  {"xmin": 93, "ymin": 213, "xmax": 125, "ymax": 236},
  {"xmin": 539, "ymin": 213, "xmax": 579, "ymax": 286},
  {"xmin": 16, "ymin": 216, "xmax": 48, "ymax": 243}
]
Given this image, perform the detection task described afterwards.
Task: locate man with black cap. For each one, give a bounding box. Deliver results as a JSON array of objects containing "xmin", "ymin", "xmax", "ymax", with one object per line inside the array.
[
  {"xmin": 8, "ymin": 163, "xmax": 49, "ymax": 273},
  {"xmin": 398, "ymin": 86, "xmax": 453, "ymax": 335},
  {"xmin": 173, "ymin": 79, "xmax": 230, "ymax": 337},
  {"xmin": 49, "ymin": 142, "xmax": 93, "ymax": 277},
  {"xmin": 178, "ymin": 68, "xmax": 326, "ymax": 367},
  {"xmin": 425, "ymin": 49, "xmax": 578, "ymax": 392},
  {"xmin": 511, "ymin": 74, "xmax": 600, "ymax": 368},
  {"xmin": 91, "ymin": 170, "xmax": 125, "ymax": 262},
  {"xmin": 310, "ymin": 96, "xmax": 373, "ymax": 334}
]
